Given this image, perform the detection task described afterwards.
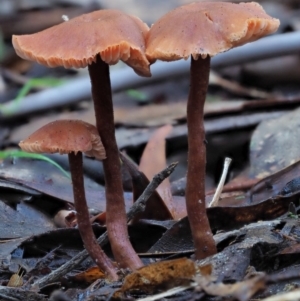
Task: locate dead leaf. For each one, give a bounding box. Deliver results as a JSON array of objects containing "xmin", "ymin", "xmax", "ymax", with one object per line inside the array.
[
  {"xmin": 249, "ymin": 160, "xmax": 300, "ymax": 204},
  {"xmin": 280, "ymin": 243, "xmax": 300, "ymax": 255},
  {"xmin": 0, "ymin": 157, "xmax": 133, "ymax": 213},
  {"xmin": 250, "ymin": 108, "xmax": 300, "ymax": 179},
  {"xmin": 120, "ymin": 258, "xmax": 196, "ymax": 294},
  {"xmin": 73, "ymin": 266, "xmax": 106, "ymax": 283},
  {"xmin": 198, "ymin": 264, "xmax": 213, "ymax": 277},
  {"xmin": 7, "ymin": 267, "xmax": 24, "ymax": 287},
  {"xmin": 260, "ymin": 289, "xmax": 300, "ymax": 301},
  {"xmin": 196, "ymin": 273, "xmax": 266, "ymax": 301},
  {"xmin": 120, "ymin": 152, "xmax": 173, "ymax": 221},
  {"xmin": 139, "ymin": 125, "xmax": 176, "ymax": 218},
  {"xmin": 0, "ymin": 198, "xmax": 56, "ymax": 239}
]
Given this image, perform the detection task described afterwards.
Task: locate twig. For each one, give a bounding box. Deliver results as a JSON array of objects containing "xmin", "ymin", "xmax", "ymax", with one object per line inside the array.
[
  {"xmin": 126, "ymin": 162, "xmax": 178, "ymax": 221},
  {"xmin": 209, "ymin": 157, "xmax": 232, "ymax": 207},
  {"xmin": 32, "ymin": 162, "xmax": 178, "ymax": 290}
]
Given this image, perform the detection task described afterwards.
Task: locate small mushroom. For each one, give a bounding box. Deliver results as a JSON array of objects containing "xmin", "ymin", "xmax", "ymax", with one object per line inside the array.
[
  {"xmin": 13, "ymin": 9, "xmax": 149, "ymax": 270},
  {"xmin": 19, "ymin": 120, "xmax": 118, "ymax": 281},
  {"xmin": 146, "ymin": 2, "xmax": 280, "ymax": 259}
]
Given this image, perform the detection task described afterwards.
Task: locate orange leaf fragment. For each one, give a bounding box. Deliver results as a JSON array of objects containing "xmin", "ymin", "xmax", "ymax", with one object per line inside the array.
[
  {"xmin": 73, "ymin": 266, "xmax": 106, "ymax": 283},
  {"xmin": 121, "ymin": 257, "xmax": 196, "ymax": 294}
]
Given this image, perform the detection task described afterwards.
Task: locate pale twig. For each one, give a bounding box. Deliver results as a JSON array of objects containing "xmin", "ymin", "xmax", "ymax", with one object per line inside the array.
[
  {"xmin": 209, "ymin": 157, "xmax": 232, "ymax": 207},
  {"xmin": 32, "ymin": 162, "xmax": 178, "ymax": 289}
]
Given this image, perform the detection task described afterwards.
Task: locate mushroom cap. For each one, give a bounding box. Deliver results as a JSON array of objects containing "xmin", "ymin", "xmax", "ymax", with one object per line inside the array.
[
  {"xmin": 19, "ymin": 120, "xmax": 106, "ymax": 160},
  {"xmin": 12, "ymin": 9, "xmax": 151, "ymax": 77},
  {"xmin": 146, "ymin": 2, "xmax": 280, "ymax": 61}
]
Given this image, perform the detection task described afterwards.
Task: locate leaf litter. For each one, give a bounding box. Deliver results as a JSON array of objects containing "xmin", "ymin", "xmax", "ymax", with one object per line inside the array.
[{"xmin": 1, "ymin": 1, "xmax": 300, "ymax": 300}]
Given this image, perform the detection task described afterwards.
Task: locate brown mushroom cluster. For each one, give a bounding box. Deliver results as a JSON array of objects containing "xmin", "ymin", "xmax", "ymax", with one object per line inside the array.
[{"xmin": 14, "ymin": 2, "xmax": 280, "ymax": 279}]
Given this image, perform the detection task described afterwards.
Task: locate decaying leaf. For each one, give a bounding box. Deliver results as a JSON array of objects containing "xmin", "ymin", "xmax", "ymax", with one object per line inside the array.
[
  {"xmin": 249, "ymin": 160, "xmax": 300, "ymax": 204},
  {"xmin": 196, "ymin": 273, "xmax": 266, "ymax": 301},
  {"xmin": 250, "ymin": 107, "xmax": 300, "ymax": 179},
  {"xmin": 0, "ymin": 197, "xmax": 56, "ymax": 239},
  {"xmin": 0, "ymin": 286, "xmax": 47, "ymax": 301},
  {"xmin": 120, "ymin": 258, "xmax": 196, "ymax": 294},
  {"xmin": 139, "ymin": 124, "xmax": 175, "ymax": 218},
  {"xmin": 0, "ymin": 156, "xmax": 133, "ymax": 212},
  {"xmin": 120, "ymin": 152, "xmax": 173, "ymax": 221},
  {"xmin": 7, "ymin": 267, "xmax": 24, "ymax": 287},
  {"xmin": 260, "ymin": 288, "xmax": 300, "ymax": 301},
  {"xmin": 72, "ymin": 266, "xmax": 106, "ymax": 283}
]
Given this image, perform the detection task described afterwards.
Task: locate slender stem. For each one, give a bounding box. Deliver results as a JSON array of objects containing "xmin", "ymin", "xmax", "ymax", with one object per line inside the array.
[
  {"xmin": 88, "ymin": 56, "xmax": 142, "ymax": 270},
  {"xmin": 68, "ymin": 152, "xmax": 118, "ymax": 281},
  {"xmin": 186, "ymin": 56, "xmax": 217, "ymax": 259}
]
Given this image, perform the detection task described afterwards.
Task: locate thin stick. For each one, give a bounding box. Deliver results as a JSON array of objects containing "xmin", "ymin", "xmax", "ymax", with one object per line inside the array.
[
  {"xmin": 209, "ymin": 157, "xmax": 232, "ymax": 207},
  {"xmin": 126, "ymin": 162, "xmax": 178, "ymax": 221},
  {"xmin": 32, "ymin": 162, "xmax": 178, "ymax": 290}
]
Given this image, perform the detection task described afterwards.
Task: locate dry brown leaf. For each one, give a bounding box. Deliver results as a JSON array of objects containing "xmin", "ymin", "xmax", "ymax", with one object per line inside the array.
[
  {"xmin": 250, "ymin": 108, "xmax": 300, "ymax": 179},
  {"xmin": 139, "ymin": 125, "xmax": 175, "ymax": 217},
  {"xmin": 260, "ymin": 289, "xmax": 300, "ymax": 301},
  {"xmin": 7, "ymin": 268, "xmax": 24, "ymax": 287},
  {"xmin": 120, "ymin": 258, "xmax": 196, "ymax": 294},
  {"xmin": 196, "ymin": 273, "xmax": 266, "ymax": 301},
  {"xmin": 73, "ymin": 266, "xmax": 106, "ymax": 283}
]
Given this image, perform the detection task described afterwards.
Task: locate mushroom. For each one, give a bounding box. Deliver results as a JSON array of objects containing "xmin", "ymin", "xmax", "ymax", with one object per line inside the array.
[
  {"xmin": 12, "ymin": 9, "xmax": 150, "ymax": 270},
  {"xmin": 19, "ymin": 119, "xmax": 118, "ymax": 281},
  {"xmin": 146, "ymin": 2, "xmax": 280, "ymax": 259}
]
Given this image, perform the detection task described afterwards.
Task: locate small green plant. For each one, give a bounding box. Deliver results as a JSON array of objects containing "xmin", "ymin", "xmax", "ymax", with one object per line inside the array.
[
  {"xmin": 287, "ymin": 212, "xmax": 298, "ymax": 219},
  {"xmin": 126, "ymin": 89, "xmax": 149, "ymax": 104},
  {"xmin": 0, "ymin": 78, "xmax": 65, "ymax": 116},
  {"xmin": 0, "ymin": 150, "xmax": 70, "ymax": 178}
]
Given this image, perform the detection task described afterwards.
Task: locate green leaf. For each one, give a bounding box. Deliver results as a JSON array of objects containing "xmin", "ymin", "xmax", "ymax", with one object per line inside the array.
[
  {"xmin": 0, "ymin": 150, "xmax": 71, "ymax": 179},
  {"xmin": 126, "ymin": 89, "xmax": 149, "ymax": 103}
]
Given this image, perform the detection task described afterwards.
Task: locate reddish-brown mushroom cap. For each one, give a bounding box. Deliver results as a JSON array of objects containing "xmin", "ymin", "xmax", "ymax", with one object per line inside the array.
[
  {"xmin": 12, "ymin": 9, "xmax": 151, "ymax": 77},
  {"xmin": 146, "ymin": 2, "xmax": 280, "ymax": 61},
  {"xmin": 19, "ymin": 120, "xmax": 106, "ymax": 160}
]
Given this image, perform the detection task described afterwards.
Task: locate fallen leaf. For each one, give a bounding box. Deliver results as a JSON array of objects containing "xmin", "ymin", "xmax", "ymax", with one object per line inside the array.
[
  {"xmin": 139, "ymin": 125, "xmax": 176, "ymax": 218},
  {"xmin": 120, "ymin": 152, "xmax": 173, "ymax": 221},
  {"xmin": 250, "ymin": 108, "xmax": 300, "ymax": 179},
  {"xmin": 196, "ymin": 273, "xmax": 266, "ymax": 301},
  {"xmin": 0, "ymin": 157, "xmax": 133, "ymax": 212},
  {"xmin": 73, "ymin": 266, "xmax": 106, "ymax": 283},
  {"xmin": 120, "ymin": 257, "xmax": 196, "ymax": 294}
]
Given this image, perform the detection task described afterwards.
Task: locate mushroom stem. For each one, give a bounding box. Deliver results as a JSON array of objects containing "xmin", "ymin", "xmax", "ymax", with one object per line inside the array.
[
  {"xmin": 186, "ymin": 56, "xmax": 217, "ymax": 259},
  {"xmin": 88, "ymin": 55, "xmax": 143, "ymax": 270},
  {"xmin": 68, "ymin": 152, "xmax": 118, "ymax": 281}
]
